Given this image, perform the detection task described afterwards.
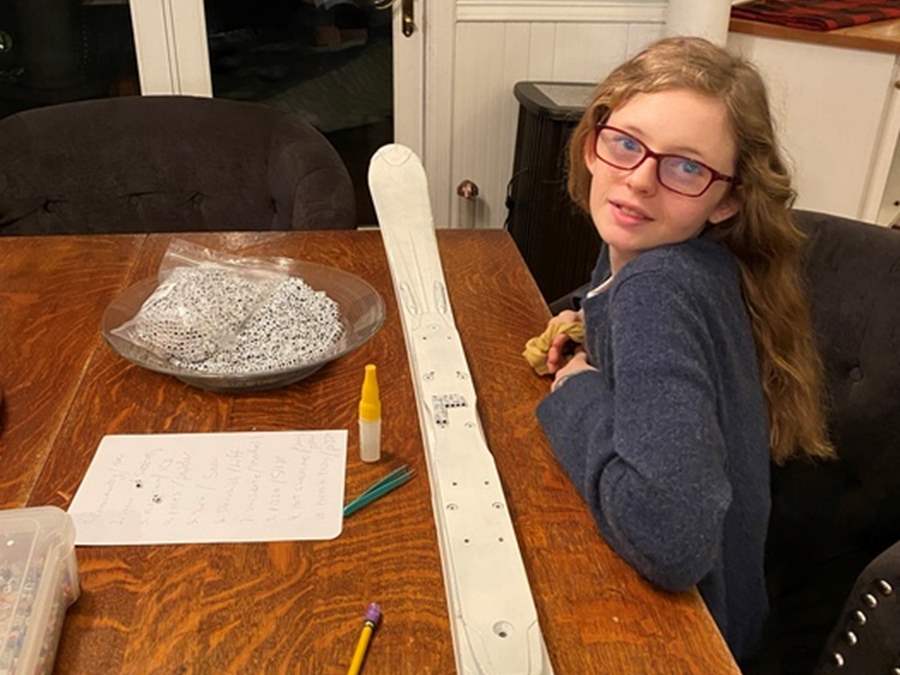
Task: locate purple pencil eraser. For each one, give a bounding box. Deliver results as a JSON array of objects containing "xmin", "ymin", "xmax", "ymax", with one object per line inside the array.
[{"xmin": 365, "ymin": 602, "xmax": 382, "ymax": 625}]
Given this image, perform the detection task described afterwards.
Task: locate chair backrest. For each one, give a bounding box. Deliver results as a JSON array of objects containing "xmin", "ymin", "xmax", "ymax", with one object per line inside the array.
[
  {"xmin": 760, "ymin": 210, "xmax": 900, "ymax": 672},
  {"xmin": 0, "ymin": 96, "xmax": 356, "ymax": 234}
]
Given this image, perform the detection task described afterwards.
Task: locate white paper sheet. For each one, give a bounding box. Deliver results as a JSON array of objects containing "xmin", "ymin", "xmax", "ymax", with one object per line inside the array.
[{"xmin": 68, "ymin": 430, "xmax": 347, "ymax": 545}]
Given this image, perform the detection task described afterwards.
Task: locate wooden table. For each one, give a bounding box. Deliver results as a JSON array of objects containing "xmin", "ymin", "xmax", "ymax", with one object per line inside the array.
[{"xmin": 0, "ymin": 230, "xmax": 739, "ymax": 674}]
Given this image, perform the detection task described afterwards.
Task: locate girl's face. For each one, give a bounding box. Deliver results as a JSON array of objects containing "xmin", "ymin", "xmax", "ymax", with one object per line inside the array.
[{"xmin": 584, "ymin": 88, "xmax": 739, "ymax": 273}]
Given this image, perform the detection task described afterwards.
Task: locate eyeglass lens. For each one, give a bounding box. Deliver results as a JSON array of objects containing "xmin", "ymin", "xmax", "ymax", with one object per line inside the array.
[{"xmin": 596, "ymin": 127, "xmax": 713, "ymax": 196}]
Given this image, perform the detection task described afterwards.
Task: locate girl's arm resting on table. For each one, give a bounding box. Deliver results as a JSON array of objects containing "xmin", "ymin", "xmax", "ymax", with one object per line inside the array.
[{"xmin": 537, "ymin": 271, "xmax": 732, "ymax": 592}]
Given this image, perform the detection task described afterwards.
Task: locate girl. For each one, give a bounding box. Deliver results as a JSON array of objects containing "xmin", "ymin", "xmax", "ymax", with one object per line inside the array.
[{"xmin": 536, "ymin": 37, "xmax": 834, "ymax": 663}]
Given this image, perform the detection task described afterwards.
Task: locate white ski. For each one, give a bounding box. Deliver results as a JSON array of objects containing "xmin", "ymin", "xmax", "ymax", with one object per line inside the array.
[{"xmin": 369, "ymin": 145, "xmax": 554, "ymax": 675}]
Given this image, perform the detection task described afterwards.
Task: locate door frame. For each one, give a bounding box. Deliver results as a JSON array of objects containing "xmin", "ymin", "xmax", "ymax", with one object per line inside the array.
[
  {"xmin": 422, "ymin": 1, "xmax": 456, "ymax": 227},
  {"xmin": 129, "ymin": 0, "xmax": 212, "ymax": 96}
]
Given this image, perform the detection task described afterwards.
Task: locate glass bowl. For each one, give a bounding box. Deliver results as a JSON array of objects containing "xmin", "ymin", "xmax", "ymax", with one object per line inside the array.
[{"xmin": 101, "ymin": 261, "xmax": 385, "ymax": 392}]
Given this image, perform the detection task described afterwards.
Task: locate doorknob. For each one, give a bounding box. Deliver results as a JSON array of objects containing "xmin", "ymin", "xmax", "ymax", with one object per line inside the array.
[
  {"xmin": 457, "ymin": 180, "xmax": 479, "ymax": 200},
  {"xmin": 402, "ymin": 0, "xmax": 415, "ymax": 37},
  {"xmin": 374, "ymin": 0, "xmax": 414, "ymax": 37}
]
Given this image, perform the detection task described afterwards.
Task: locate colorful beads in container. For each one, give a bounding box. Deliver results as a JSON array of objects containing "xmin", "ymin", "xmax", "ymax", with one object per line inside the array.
[
  {"xmin": 119, "ymin": 265, "xmax": 345, "ymax": 375},
  {"xmin": 0, "ymin": 507, "xmax": 80, "ymax": 675}
]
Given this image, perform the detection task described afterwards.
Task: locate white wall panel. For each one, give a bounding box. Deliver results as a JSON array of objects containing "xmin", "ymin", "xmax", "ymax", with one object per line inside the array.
[
  {"xmin": 527, "ymin": 24, "xmax": 557, "ymax": 80},
  {"xmin": 626, "ymin": 22, "xmax": 665, "ymax": 57},
  {"xmin": 553, "ymin": 23, "xmax": 630, "ymax": 81},
  {"xmin": 451, "ymin": 15, "xmax": 664, "ymax": 228},
  {"xmin": 495, "ymin": 23, "xmax": 534, "ymax": 230},
  {"xmin": 457, "ymin": 1, "xmax": 666, "ymax": 23},
  {"xmin": 728, "ymin": 33, "xmax": 895, "ymax": 221},
  {"xmin": 452, "ymin": 22, "xmax": 507, "ymax": 229}
]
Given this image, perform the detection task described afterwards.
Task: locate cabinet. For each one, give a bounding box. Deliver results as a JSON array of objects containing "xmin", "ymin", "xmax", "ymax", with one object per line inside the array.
[{"xmin": 726, "ymin": 30, "xmax": 900, "ymax": 226}]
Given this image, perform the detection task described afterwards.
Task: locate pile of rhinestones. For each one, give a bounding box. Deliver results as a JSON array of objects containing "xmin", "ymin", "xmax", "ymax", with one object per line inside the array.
[{"xmin": 117, "ymin": 264, "xmax": 344, "ymax": 375}]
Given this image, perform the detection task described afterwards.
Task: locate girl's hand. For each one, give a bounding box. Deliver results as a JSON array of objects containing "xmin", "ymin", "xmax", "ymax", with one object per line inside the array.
[
  {"xmin": 546, "ymin": 309, "xmax": 584, "ymax": 374},
  {"xmin": 551, "ymin": 349, "xmax": 597, "ymax": 392}
]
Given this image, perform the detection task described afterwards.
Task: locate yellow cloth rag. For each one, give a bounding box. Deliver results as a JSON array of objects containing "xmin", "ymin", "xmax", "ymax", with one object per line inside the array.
[{"xmin": 522, "ymin": 321, "xmax": 585, "ymax": 375}]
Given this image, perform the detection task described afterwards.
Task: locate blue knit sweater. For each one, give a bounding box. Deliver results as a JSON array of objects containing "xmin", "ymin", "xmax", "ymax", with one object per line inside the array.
[{"xmin": 537, "ymin": 237, "xmax": 770, "ymax": 661}]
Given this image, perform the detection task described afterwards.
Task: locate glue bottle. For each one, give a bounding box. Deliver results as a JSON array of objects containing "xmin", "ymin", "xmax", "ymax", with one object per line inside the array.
[{"xmin": 358, "ymin": 364, "xmax": 381, "ymax": 462}]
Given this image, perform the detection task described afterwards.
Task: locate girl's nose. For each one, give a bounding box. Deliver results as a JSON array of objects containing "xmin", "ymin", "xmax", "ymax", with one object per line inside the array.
[{"xmin": 625, "ymin": 156, "xmax": 660, "ymax": 195}]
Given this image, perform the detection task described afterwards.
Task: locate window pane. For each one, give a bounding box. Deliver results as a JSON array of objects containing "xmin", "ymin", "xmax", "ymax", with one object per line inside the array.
[
  {"xmin": 0, "ymin": 0, "xmax": 140, "ymax": 119},
  {"xmin": 205, "ymin": 0, "xmax": 394, "ymax": 227}
]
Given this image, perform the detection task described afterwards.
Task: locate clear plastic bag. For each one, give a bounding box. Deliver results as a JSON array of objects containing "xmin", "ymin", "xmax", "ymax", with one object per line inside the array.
[{"xmin": 110, "ymin": 240, "xmax": 344, "ymax": 374}]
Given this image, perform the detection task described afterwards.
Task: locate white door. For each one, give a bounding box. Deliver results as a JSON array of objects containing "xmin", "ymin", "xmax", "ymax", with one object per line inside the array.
[{"xmin": 129, "ymin": 0, "xmax": 427, "ymax": 227}]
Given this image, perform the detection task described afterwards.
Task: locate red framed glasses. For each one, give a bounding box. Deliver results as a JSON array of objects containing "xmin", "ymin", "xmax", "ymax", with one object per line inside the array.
[{"xmin": 594, "ymin": 124, "xmax": 735, "ymax": 197}]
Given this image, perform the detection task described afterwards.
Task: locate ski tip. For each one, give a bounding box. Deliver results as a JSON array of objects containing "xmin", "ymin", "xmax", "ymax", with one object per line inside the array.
[{"xmin": 370, "ymin": 143, "xmax": 420, "ymax": 169}]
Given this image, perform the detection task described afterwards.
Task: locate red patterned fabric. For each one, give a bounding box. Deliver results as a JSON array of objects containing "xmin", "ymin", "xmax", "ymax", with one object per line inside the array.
[{"xmin": 732, "ymin": 0, "xmax": 900, "ymax": 31}]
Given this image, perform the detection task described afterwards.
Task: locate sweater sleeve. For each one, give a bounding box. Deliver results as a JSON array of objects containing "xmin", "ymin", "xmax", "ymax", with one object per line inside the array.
[{"xmin": 537, "ymin": 270, "xmax": 732, "ymax": 591}]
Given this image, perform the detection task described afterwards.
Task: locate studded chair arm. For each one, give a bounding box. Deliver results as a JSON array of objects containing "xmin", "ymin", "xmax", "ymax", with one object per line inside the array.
[{"xmin": 814, "ymin": 539, "xmax": 900, "ymax": 674}]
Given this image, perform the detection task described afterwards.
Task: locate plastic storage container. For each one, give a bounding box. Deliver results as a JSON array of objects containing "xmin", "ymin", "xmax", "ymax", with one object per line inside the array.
[{"xmin": 0, "ymin": 507, "xmax": 79, "ymax": 675}]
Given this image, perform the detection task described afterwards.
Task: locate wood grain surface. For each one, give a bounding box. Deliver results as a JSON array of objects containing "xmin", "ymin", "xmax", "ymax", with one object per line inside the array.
[
  {"xmin": 0, "ymin": 231, "xmax": 739, "ymax": 674},
  {"xmin": 730, "ymin": 16, "xmax": 900, "ymax": 54}
]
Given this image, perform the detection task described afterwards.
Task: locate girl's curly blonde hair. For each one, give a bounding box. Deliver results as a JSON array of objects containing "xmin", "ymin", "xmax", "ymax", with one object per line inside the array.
[{"xmin": 568, "ymin": 37, "xmax": 834, "ymax": 464}]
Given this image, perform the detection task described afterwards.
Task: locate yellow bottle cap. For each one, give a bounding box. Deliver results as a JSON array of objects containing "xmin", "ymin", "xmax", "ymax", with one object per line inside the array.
[{"xmin": 358, "ymin": 364, "xmax": 381, "ymax": 421}]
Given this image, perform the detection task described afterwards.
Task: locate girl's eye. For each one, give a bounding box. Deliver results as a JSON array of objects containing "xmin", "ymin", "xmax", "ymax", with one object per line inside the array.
[
  {"xmin": 619, "ymin": 137, "xmax": 641, "ymax": 153},
  {"xmin": 676, "ymin": 159, "xmax": 703, "ymax": 175}
]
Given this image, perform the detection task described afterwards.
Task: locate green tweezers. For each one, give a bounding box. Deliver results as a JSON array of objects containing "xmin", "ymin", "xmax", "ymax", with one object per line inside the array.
[{"xmin": 343, "ymin": 464, "xmax": 415, "ymax": 518}]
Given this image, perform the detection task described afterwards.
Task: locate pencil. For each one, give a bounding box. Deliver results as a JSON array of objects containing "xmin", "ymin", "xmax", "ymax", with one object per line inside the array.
[{"xmin": 347, "ymin": 603, "xmax": 381, "ymax": 675}]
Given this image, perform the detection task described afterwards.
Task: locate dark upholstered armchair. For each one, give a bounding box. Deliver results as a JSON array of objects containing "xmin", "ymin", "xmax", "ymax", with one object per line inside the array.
[
  {"xmin": 548, "ymin": 210, "xmax": 900, "ymax": 674},
  {"xmin": 760, "ymin": 211, "xmax": 900, "ymax": 675},
  {"xmin": 0, "ymin": 95, "xmax": 356, "ymax": 234}
]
